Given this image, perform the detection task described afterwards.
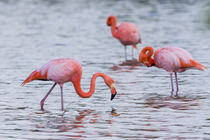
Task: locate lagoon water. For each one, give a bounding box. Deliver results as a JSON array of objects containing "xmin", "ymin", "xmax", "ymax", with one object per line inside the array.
[{"xmin": 0, "ymin": 0, "xmax": 210, "ymax": 139}]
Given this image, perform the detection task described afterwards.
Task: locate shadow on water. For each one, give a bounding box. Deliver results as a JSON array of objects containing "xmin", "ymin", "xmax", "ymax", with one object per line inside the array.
[
  {"xmin": 144, "ymin": 95, "xmax": 199, "ymax": 110},
  {"xmin": 111, "ymin": 59, "xmax": 143, "ymax": 72},
  {"xmin": 118, "ymin": 59, "xmax": 142, "ymax": 66}
]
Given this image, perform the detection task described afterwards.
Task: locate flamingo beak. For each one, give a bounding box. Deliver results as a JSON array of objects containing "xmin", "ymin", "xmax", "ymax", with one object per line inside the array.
[
  {"xmin": 111, "ymin": 93, "xmax": 117, "ymax": 100},
  {"xmin": 110, "ymin": 83, "xmax": 117, "ymax": 100}
]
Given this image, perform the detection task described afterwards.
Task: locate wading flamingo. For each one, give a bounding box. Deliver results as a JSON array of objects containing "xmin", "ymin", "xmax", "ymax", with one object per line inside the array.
[
  {"xmin": 107, "ymin": 15, "xmax": 141, "ymax": 60},
  {"xmin": 139, "ymin": 46, "xmax": 207, "ymax": 97},
  {"xmin": 21, "ymin": 58, "xmax": 117, "ymax": 111}
]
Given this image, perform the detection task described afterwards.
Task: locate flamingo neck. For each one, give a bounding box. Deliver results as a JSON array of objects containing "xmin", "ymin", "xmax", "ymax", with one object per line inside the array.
[
  {"xmin": 108, "ymin": 16, "xmax": 118, "ymax": 38},
  {"xmin": 142, "ymin": 46, "xmax": 155, "ymax": 66},
  {"xmin": 72, "ymin": 72, "xmax": 107, "ymax": 98}
]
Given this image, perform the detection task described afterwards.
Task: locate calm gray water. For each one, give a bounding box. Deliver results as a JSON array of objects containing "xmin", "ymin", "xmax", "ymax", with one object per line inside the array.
[{"xmin": 0, "ymin": 0, "xmax": 210, "ymax": 139}]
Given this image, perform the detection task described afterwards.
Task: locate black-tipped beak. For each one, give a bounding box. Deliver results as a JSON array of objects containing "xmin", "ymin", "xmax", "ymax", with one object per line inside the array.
[{"xmin": 111, "ymin": 92, "xmax": 117, "ymax": 100}]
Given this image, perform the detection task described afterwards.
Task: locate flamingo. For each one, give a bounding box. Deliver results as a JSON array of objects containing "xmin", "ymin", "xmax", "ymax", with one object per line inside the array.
[
  {"xmin": 106, "ymin": 15, "xmax": 142, "ymax": 60},
  {"xmin": 21, "ymin": 58, "xmax": 117, "ymax": 111},
  {"xmin": 139, "ymin": 46, "xmax": 207, "ymax": 97}
]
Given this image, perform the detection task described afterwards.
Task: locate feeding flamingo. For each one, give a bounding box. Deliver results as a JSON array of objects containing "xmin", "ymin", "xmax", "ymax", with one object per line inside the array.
[
  {"xmin": 106, "ymin": 15, "xmax": 141, "ymax": 60},
  {"xmin": 139, "ymin": 46, "xmax": 207, "ymax": 96},
  {"xmin": 21, "ymin": 58, "xmax": 117, "ymax": 111}
]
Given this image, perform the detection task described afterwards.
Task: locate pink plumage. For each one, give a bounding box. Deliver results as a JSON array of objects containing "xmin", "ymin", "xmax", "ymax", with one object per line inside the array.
[
  {"xmin": 22, "ymin": 58, "xmax": 117, "ymax": 111},
  {"xmin": 154, "ymin": 47, "xmax": 194, "ymax": 72},
  {"xmin": 107, "ymin": 15, "xmax": 141, "ymax": 60},
  {"xmin": 139, "ymin": 46, "xmax": 207, "ymax": 96},
  {"xmin": 39, "ymin": 58, "xmax": 82, "ymax": 84},
  {"xmin": 116, "ymin": 22, "xmax": 141, "ymax": 46}
]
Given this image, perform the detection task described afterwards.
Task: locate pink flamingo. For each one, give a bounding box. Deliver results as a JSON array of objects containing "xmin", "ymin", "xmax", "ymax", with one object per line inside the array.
[
  {"xmin": 21, "ymin": 58, "xmax": 117, "ymax": 111},
  {"xmin": 107, "ymin": 15, "xmax": 142, "ymax": 60},
  {"xmin": 139, "ymin": 46, "xmax": 207, "ymax": 96}
]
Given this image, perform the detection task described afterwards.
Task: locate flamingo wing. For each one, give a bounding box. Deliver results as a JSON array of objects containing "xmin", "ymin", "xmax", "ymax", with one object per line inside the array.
[
  {"xmin": 154, "ymin": 47, "xmax": 204, "ymax": 72},
  {"xmin": 117, "ymin": 22, "xmax": 141, "ymax": 45},
  {"xmin": 22, "ymin": 58, "xmax": 82, "ymax": 85}
]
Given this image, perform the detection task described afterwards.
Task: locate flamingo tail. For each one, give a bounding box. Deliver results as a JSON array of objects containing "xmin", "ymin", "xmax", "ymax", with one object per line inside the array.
[
  {"xmin": 21, "ymin": 70, "xmax": 44, "ymax": 86},
  {"xmin": 133, "ymin": 44, "xmax": 138, "ymax": 50},
  {"xmin": 190, "ymin": 60, "xmax": 208, "ymax": 71}
]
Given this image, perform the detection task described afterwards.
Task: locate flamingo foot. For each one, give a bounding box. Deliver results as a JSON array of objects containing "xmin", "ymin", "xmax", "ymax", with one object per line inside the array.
[
  {"xmin": 40, "ymin": 100, "xmax": 45, "ymax": 111},
  {"xmin": 170, "ymin": 90, "xmax": 174, "ymax": 97},
  {"xmin": 175, "ymin": 92, "xmax": 179, "ymax": 98}
]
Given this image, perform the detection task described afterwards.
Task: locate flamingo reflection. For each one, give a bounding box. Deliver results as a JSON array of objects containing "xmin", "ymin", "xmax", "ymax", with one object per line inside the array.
[{"xmin": 32, "ymin": 109, "xmax": 120, "ymax": 139}]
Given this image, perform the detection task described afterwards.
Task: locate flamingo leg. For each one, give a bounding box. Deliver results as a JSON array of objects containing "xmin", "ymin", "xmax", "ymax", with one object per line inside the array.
[
  {"xmin": 175, "ymin": 72, "xmax": 179, "ymax": 97},
  {"xmin": 132, "ymin": 46, "xmax": 134, "ymax": 60},
  {"xmin": 40, "ymin": 82, "xmax": 57, "ymax": 111},
  {"xmin": 124, "ymin": 46, "xmax": 127, "ymax": 61},
  {"xmin": 60, "ymin": 84, "xmax": 64, "ymax": 111},
  {"xmin": 170, "ymin": 73, "xmax": 174, "ymax": 97}
]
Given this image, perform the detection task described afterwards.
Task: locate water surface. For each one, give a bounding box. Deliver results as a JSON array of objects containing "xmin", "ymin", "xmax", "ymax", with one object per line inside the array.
[{"xmin": 0, "ymin": 0, "xmax": 210, "ymax": 139}]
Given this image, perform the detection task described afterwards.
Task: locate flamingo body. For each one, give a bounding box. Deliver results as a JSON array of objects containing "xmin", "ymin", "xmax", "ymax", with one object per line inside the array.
[
  {"xmin": 116, "ymin": 22, "xmax": 141, "ymax": 46},
  {"xmin": 139, "ymin": 46, "xmax": 207, "ymax": 96},
  {"xmin": 107, "ymin": 15, "xmax": 141, "ymax": 60},
  {"xmin": 154, "ymin": 47, "xmax": 194, "ymax": 72},
  {"xmin": 39, "ymin": 58, "xmax": 82, "ymax": 84},
  {"xmin": 22, "ymin": 58, "xmax": 117, "ymax": 111}
]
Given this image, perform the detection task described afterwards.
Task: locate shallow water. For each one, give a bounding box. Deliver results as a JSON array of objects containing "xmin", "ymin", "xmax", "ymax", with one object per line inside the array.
[{"xmin": 0, "ymin": 0, "xmax": 210, "ymax": 139}]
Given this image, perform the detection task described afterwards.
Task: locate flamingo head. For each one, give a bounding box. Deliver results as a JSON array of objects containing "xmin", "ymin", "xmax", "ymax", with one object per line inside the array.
[
  {"xmin": 104, "ymin": 75, "xmax": 117, "ymax": 100},
  {"xmin": 106, "ymin": 15, "xmax": 117, "ymax": 27},
  {"xmin": 139, "ymin": 46, "xmax": 154, "ymax": 67}
]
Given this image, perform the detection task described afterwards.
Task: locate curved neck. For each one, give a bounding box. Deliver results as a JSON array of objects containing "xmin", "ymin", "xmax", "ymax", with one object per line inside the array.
[
  {"xmin": 142, "ymin": 46, "xmax": 155, "ymax": 65},
  {"xmin": 107, "ymin": 16, "xmax": 118, "ymax": 38},
  {"xmin": 142, "ymin": 46, "xmax": 154, "ymax": 57},
  {"xmin": 72, "ymin": 72, "xmax": 107, "ymax": 98}
]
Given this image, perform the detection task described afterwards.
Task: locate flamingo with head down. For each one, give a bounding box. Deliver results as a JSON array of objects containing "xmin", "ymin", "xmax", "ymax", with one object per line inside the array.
[
  {"xmin": 107, "ymin": 15, "xmax": 142, "ymax": 61},
  {"xmin": 22, "ymin": 58, "xmax": 117, "ymax": 111},
  {"xmin": 139, "ymin": 46, "xmax": 207, "ymax": 97}
]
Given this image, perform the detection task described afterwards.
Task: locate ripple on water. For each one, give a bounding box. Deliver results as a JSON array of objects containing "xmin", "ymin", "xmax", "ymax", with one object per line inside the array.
[{"xmin": 0, "ymin": 0, "xmax": 210, "ymax": 139}]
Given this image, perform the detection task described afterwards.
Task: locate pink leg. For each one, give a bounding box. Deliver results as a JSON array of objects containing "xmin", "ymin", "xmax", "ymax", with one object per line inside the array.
[
  {"xmin": 170, "ymin": 73, "xmax": 174, "ymax": 97},
  {"xmin": 60, "ymin": 85, "xmax": 64, "ymax": 111},
  {"xmin": 175, "ymin": 72, "xmax": 179, "ymax": 97},
  {"xmin": 40, "ymin": 83, "xmax": 57, "ymax": 111}
]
